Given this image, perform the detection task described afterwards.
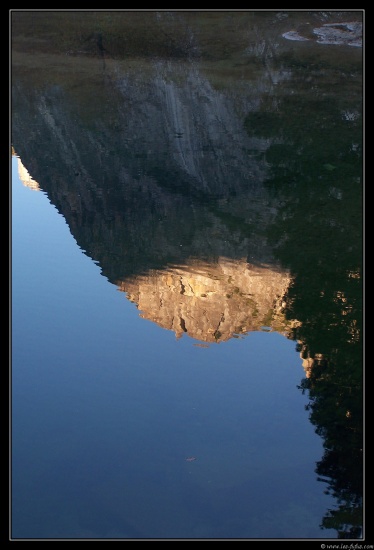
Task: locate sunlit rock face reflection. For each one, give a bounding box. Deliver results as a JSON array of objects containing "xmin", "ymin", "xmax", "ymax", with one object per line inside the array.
[
  {"xmin": 16, "ymin": 157, "xmax": 40, "ymax": 192},
  {"xmin": 118, "ymin": 258, "xmax": 294, "ymax": 343}
]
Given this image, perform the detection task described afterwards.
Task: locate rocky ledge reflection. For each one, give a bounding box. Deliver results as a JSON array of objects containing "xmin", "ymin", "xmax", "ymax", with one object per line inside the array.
[{"xmin": 120, "ymin": 258, "xmax": 294, "ymax": 343}]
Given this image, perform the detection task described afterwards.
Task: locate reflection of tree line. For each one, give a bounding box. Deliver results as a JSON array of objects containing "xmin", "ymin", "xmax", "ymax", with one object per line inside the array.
[
  {"xmin": 298, "ymin": 350, "xmax": 363, "ymax": 538},
  {"xmin": 244, "ymin": 51, "xmax": 363, "ymax": 537}
]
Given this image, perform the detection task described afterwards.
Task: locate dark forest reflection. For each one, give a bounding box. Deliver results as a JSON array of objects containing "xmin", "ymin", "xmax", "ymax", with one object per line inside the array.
[{"xmin": 11, "ymin": 11, "xmax": 363, "ymax": 538}]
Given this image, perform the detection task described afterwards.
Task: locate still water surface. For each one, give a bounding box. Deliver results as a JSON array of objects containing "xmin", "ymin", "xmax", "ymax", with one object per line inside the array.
[{"xmin": 11, "ymin": 11, "xmax": 363, "ymax": 540}]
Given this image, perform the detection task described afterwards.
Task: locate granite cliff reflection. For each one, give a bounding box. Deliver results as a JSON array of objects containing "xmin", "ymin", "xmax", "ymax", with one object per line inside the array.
[
  {"xmin": 120, "ymin": 259, "xmax": 294, "ymax": 343},
  {"xmin": 16, "ymin": 154, "xmax": 294, "ymax": 344},
  {"xmin": 12, "ymin": 24, "xmax": 299, "ymax": 343}
]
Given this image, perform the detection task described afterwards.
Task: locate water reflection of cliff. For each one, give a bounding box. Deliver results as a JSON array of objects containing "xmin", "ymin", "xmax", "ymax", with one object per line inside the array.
[
  {"xmin": 11, "ymin": 10, "xmax": 363, "ymax": 537},
  {"xmin": 120, "ymin": 259, "xmax": 294, "ymax": 343},
  {"xmin": 16, "ymin": 156, "xmax": 41, "ymax": 192},
  {"xmin": 12, "ymin": 14, "xmax": 301, "ymax": 341}
]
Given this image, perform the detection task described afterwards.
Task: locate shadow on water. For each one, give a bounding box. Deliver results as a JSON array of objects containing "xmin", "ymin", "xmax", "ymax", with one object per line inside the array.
[{"xmin": 11, "ymin": 10, "xmax": 363, "ymax": 538}]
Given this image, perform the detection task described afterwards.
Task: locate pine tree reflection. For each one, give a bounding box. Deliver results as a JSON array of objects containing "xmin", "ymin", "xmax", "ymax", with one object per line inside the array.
[
  {"xmin": 245, "ymin": 48, "xmax": 364, "ymax": 537},
  {"xmin": 298, "ymin": 348, "xmax": 363, "ymax": 538}
]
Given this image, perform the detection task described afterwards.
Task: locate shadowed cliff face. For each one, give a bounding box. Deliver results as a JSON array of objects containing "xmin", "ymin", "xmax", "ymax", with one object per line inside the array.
[
  {"xmin": 11, "ymin": 57, "xmax": 277, "ymax": 273},
  {"xmin": 12, "ymin": 55, "xmax": 292, "ymax": 341},
  {"xmin": 12, "ymin": 13, "xmax": 300, "ymax": 342}
]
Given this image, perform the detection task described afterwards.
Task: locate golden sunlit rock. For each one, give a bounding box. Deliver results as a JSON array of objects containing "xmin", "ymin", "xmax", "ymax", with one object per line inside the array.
[
  {"xmin": 16, "ymin": 158, "xmax": 40, "ymax": 192},
  {"xmin": 118, "ymin": 258, "xmax": 297, "ymax": 343}
]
